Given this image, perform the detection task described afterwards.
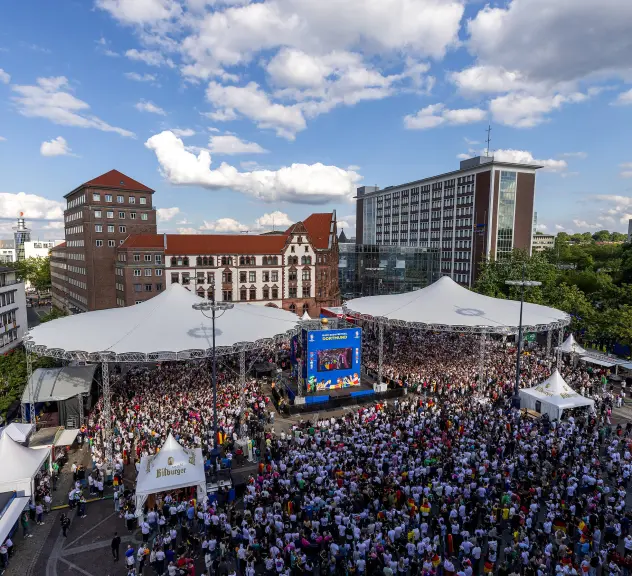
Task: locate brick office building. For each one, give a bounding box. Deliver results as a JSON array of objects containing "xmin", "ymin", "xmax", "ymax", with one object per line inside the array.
[
  {"xmin": 114, "ymin": 213, "xmax": 341, "ymax": 317},
  {"xmin": 52, "ymin": 169, "xmax": 341, "ymax": 315},
  {"xmin": 51, "ymin": 170, "xmax": 157, "ymax": 313}
]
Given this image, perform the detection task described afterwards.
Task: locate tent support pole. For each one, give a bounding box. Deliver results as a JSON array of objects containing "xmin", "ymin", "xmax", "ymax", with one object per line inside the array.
[
  {"xmin": 239, "ymin": 350, "xmax": 247, "ymax": 439},
  {"xmin": 297, "ymin": 358, "xmax": 303, "ymax": 397},
  {"xmin": 102, "ymin": 361, "xmax": 113, "ymax": 472},
  {"xmin": 478, "ymin": 332, "xmax": 486, "ymax": 389},
  {"xmin": 78, "ymin": 393, "xmax": 85, "ymax": 427},
  {"xmin": 546, "ymin": 329, "xmax": 552, "ymax": 358},
  {"xmin": 378, "ymin": 321, "xmax": 384, "ymax": 385},
  {"xmin": 26, "ymin": 347, "xmax": 34, "ymax": 425},
  {"xmin": 557, "ymin": 327, "xmax": 564, "ymax": 371}
]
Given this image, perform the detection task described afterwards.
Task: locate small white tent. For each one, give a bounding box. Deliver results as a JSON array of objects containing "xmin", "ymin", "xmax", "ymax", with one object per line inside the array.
[
  {"xmin": 0, "ymin": 423, "xmax": 34, "ymax": 444},
  {"xmin": 135, "ymin": 434, "xmax": 206, "ymax": 513},
  {"xmin": 0, "ymin": 434, "xmax": 50, "ymax": 496},
  {"xmin": 519, "ymin": 370, "xmax": 595, "ymax": 421},
  {"xmin": 558, "ymin": 334, "xmax": 586, "ymax": 355},
  {"xmin": 300, "ymin": 311, "xmax": 311, "ymax": 321}
]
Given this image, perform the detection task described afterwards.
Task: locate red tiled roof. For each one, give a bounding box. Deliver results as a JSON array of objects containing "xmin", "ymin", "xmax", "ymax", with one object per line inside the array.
[
  {"xmin": 83, "ymin": 170, "xmax": 153, "ymax": 192},
  {"xmin": 166, "ymin": 234, "xmax": 287, "ymax": 255},
  {"xmin": 302, "ymin": 213, "xmax": 334, "ymax": 249},
  {"xmin": 120, "ymin": 234, "xmax": 164, "ymax": 249}
]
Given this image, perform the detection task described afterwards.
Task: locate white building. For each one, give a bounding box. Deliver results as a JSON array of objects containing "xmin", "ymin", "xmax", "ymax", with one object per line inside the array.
[
  {"xmin": 532, "ymin": 233, "xmax": 556, "ymax": 252},
  {"xmin": 0, "ymin": 266, "xmax": 27, "ymax": 353},
  {"xmin": 24, "ymin": 240, "xmax": 63, "ymax": 260}
]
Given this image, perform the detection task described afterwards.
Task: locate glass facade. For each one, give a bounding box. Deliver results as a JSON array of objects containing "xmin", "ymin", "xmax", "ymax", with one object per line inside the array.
[
  {"xmin": 496, "ymin": 170, "xmax": 517, "ymax": 259},
  {"xmin": 339, "ymin": 243, "xmax": 440, "ymax": 300},
  {"xmin": 363, "ymin": 197, "xmax": 376, "ymax": 244}
]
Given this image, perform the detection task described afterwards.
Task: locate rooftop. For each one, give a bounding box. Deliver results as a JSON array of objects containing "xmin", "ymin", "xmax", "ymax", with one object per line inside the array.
[{"xmin": 65, "ymin": 169, "xmax": 154, "ymax": 198}]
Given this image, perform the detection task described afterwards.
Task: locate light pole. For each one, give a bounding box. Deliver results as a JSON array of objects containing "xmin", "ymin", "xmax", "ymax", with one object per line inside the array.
[
  {"xmin": 192, "ymin": 280, "xmax": 233, "ymax": 454},
  {"xmin": 505, "ymin": 263, "xmax": 541, "ymax": 409}
]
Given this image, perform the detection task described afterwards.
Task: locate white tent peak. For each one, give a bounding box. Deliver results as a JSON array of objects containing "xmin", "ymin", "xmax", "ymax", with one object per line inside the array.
[
  {"xmin": 0, "ymin": 433, "xmax": 50, "ymax": 487},
  {"xmin": 344, "ymin": 275, "xmax": 569, "ymax": 334},
  {"xmin": 301, "ymin": 311, "xmax": 311, "ymax": 320},
  {"xmin": 559, "ymin": 334, "xmax": 586, "ymax": 355},
  {"xmin": 532, "ymin": 370, "xmax": 578, "ymax": 397}
]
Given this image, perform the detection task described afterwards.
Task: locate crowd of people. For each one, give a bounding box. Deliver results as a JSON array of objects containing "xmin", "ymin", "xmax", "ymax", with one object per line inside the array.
[{"xmin": 66, "ymin": 331, "xmax": 631, "ymax": 576}]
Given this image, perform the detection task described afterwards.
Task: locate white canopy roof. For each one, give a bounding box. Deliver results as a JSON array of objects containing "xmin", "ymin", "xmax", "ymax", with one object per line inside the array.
[
  {"xmin": 27, "ymin": 283, "xmax": 299, "ymax": 362},
  {"xmin": 135, "ymin": 433, "xmax": 206, "ymax": 512},
  {"xmin": 558, "ymin": 334, "xmax": 586, "ymax": 355},
  {"xmin": 22, "ymin": 366, "xmax": 96, "ymax": 404},
  {"xmin": 0, "ymin": 423, "xmax": 34, "ymax": 444},
  {"xmin": 0, "ymin": 434, "xmax": 50, "ymax": 496},
  {"xmin": 54, "ymin": 429, "xmax": 80, "ymax": 447},
  {"xmin": 519, "ymin": 370, "xmax": 594, "ymax": 420},
  {"xmin": 344, "ymin": 276, "xmax": 569, "ymax": 334},
  {"xmin": 580, "ymin": 356, "xmax": 618, "ymax": 368},
  {"xmin": 0, "ymin": 497, "xmax": 29, "ymax": 544},
  {"xmin": 301, "ymin": 311, "xmax": 311, "ymax": 321}
]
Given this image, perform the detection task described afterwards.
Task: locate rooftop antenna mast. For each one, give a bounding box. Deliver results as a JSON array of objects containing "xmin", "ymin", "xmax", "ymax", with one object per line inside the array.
[{"xmin": 485, "ymin": 125, "xmax": 492, "ymax": 157}]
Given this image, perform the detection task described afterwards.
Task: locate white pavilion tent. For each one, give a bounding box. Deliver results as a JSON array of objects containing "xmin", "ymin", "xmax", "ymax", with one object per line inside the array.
[
  {"xmin": 300, "ymin": 311, "xmax": 311, "ymax": 321},
  {"xmin": 558, "ymin": 334, "xmax": 586, "ymax": 355},
  {"xmin": 135, "ymin": 433, "xmax": 206, "ymax": 514},
  {"xmin": 0, "ymin": 496, "xmax": 30, "ymax": 545},
  {"xmin": 0, "ymin": 434, "xmax": 50, "ymax": 496},
  {"xmin": 344, "ymin": 276, "xmax": 569, "ymax": 333},
  {"xmin": 0, "ymin": 423, "xmax": 34, "ymax": 444},
  {"xmin": 519, "ymin": 370, "xmax": 594, "ymax": 420},
  {"xmin": 26, "ymin": 283, "xmax": 299, "ymax": 361}
]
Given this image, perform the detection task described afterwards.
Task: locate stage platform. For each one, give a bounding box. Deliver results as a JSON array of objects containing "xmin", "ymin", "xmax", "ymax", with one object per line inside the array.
[{"xmin": 280, "ymin": 374, "xmax": 404, "ymax": 414}]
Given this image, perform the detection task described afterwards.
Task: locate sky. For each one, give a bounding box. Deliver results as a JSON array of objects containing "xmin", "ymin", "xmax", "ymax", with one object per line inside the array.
[{"xmin": 1, "ymin": 0, "xmax": 632, "ymax": 240}]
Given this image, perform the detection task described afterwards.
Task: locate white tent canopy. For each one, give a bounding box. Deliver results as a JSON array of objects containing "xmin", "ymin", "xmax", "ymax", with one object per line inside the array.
[
  {"xmin": 0, "ymin": 434, "xmax": 50, "ymax": 496},
  {"xmin": 0, "ymin": 497, "xmax": 29, "ymax": 545},
  {"xmin": 344, "ymin": 276, "xmax": 569, "ymax": 334},
  {"xmin": 519, "ymin": 370, "xmax": 595, "ymax": 420},
  {"xmin": 301, "ymin": 311, "xmax": 311, "ymax": 321},
  {"xmin": 22, "ymin": 366, "xmax": 96, "ymax": 404},
  {"xmin": 135, "ymin": 433, "xmax": 206, "ymax": 513},
  {"xmin": 558, "ymin": 334, "xmax": 586, "ymax": 355},
  {"xmin": 0, "ymin": 423, "xmax": 34, "ymax": 444},
  {"xmin": 27, "ymin": 283, "xmax": 299, "ymax": 361}
]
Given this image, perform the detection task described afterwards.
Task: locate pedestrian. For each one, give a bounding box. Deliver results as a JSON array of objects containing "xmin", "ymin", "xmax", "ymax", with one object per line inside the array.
[
  {"xmin": 78, "ymin": 495, "xmax": 87, "ymax": 518},
  {"xmin": 97, "ymin": 478, "xmax": 104, "ymax": 499},
  {"xmin": 60, "ymin": 513, "xmax": 71, "ymax": 537},
  {"xmin": 125, "ymin": 545, "xmax": 135, "ymax": 570},
  {"xmin": 44, "ymin": 493, "xmax": 52, "ymax": 513},
  {"xmin": 35, "ymin": 501, "xmax": 44, "ymax": 525},
  {"xmin": 21, "ymin": 512, "xmax": 32, "ymax": 538},
  {"xmin": 112, "ymin": 532, "xmax": 121, "ymax": 561},
  {"xmin": 0, "ymin": 542, "xmax": 8, "ymax": 569}
]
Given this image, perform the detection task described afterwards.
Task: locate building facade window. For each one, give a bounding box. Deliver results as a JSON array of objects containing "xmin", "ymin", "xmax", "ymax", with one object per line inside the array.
[
  {"xmin": 263, "ymin": 287, "xmax": 270, "ymax": 299},
  {"xmin": 240, "ymin": 288, "xmax": 247, "ymax": 301},
  {"xmin": 96, "ymin": 240, "xmax": 103, "ymax": 247},
  {"xmin": 222, "ymin": 290, "xmax": 232, "ymax": 301},
  {"xmin": 271, "ymin": 271, "xmax": 278, "ymax": 282},
  {"xmin": 249, "ymin": 287, "xmax": 256, "ymax": 300},
  {"xmin": 272, "ymin": 287, "xmax": 279, "ymax": 299},
  {"xmin": 496, "ymin": 170, "xmax": 517, "ymax": 259},
  {"xmin": 249, "ymin": 271, "xmax": 256, "ymax": 282}
]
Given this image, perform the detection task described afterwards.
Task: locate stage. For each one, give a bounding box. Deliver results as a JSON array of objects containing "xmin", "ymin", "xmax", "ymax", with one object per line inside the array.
[{"xmin": 278, "ymin": 372, "xmax": 404, "ymax": 414}]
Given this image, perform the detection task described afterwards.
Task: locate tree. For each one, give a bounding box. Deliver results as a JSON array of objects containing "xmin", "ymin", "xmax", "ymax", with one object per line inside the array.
[
  {"xmin": 611, "ymin": 232, "xmax": 627, "ymax": 243},
  {"xmin": 9, "ymin": 257, "xmax": 51, "ymax": 295},
  {"xmin": 39, "ymin": 307, "xmax": 67, "ymax": 323},
  {"xmin": 593, "ymin": 230, "xmax": 611, "ymax": 242}
]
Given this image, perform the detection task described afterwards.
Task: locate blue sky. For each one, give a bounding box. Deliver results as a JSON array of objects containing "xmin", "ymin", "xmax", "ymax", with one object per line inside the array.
[{"xmin": 1, "ymin": 0, "xmax": 632, "ymax": 239}]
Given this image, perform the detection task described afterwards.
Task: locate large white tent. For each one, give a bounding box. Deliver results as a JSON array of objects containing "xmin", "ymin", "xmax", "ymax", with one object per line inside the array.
[
  {"xmin": 0, "ymin": 434, "xmax": 50, "ymax": 496},
  {"xmin": 344, "ymin": 276, "xmax": 569, "ymax": 334},
  {"xmin": 135, "ymin": 434, "xmax": 206, "ymax": 513},
  {"xmin": 558, "ymin": 334, "xmax": 586, "ymax": 355},
  {"xmin": 519, "ymin": 370, "xmax": 594, "ymax": 420},
  {"xmin": 26, "ymin": 283, "xmax": 299, "ymax": 361}
]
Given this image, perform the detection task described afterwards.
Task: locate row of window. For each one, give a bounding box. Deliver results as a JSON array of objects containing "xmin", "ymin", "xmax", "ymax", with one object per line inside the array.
[
  {"xmin": 0, "ymin": 290, "xmax": 16, "ymax": 308},
  {"xmin": 65, "ymin": 211, "xmax": 82, "ymax": 223},
  {"xmin": 196, "ymin": 286, "xmax": 282, "ymax": 301},
  {"xmin": 96, "ymin": 225, "xmax": 127, "ymax": 234},
  {"xmin": 0, "ymin": 327, "xmax": 19, "ymax": 349},
  {"xmin": 51, "ymin": 261, "xmax": 66, "ymax": 270},
  {"xmin": 68, "ymin": 253, "xmax": 85, "ymax": 261},
  {"xmin": 68, "ymin": 290, "xmax": 88, "ymax": 305},
  {"xmin": 67, "ymin": 194, "xmax": 86, "ymax": 209},
  {"xmin": 67, "ymin": 240, "xmax": 84, "ymax": 247},
  {"xmin": 93, "ymin": 192, "xmax": 147, "ymax": 205},
  {"xmin": 66, "ymin": 225, "xmax": 83, "ymax": 235},
  {"xmin": 51, "ymin": 271, "xmax": 67, "ymax": 283},
  {"xmin": 0, "ymin": 309, "xmax": 17, "ymax": 328},
  {"xmin": 68, "ymin": 277, "xmax": 87, "ymax": 290},
  {"xmin": 68, "ymin": 265, "xmax": 86, "ymax": 275},
  {"xmin": 454, "ymin": 273, "xmax": 470, "ymax": 284},
  {"xmin": 94, "ymin": 210, "xmax": 148, "ymax": 221},
  {"xmin": 96, "ymin": 240, "xmax": 119, "ymax": 248},
  {"xmin": 133, "ymin": 283, "xmax": 163, "ymax": 293},
  {"xmin": 133, "ymin": 268, "xmax": 164, "ymax": 277}
]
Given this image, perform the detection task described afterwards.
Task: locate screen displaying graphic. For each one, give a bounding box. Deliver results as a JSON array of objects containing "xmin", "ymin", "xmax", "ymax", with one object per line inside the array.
[
  {"xmin": 317, "ymin": 348, "xmax": 352, "ymax": 372},
  {"xmin": 304, "ymin": 327, "xmax": 362, "ymax": 393}
]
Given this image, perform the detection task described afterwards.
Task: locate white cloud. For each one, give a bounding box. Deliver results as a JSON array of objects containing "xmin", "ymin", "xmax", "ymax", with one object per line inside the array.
[
  {"xmin": 208, "ymin": 134, "xmax": 268, "ymax": 155},
  {"xmin": 43, "ymin": 221, "xmax": 64, "ymax": 230},
  {"xmin": 337, "ymin": 214, "xmax": 356, "ymax": 232},
  {"xmin": 536, "ymin": 223, "xmax": 548, "ymax": 231},
  {"xmin": 40, "ymin": 136, "xmax": 74, "ymax": 157},
  {"xmin": 12, "ymin": 76, "xmax": 134, "ymax": 137},
  {"xmin": 200, "ymin": 218, "xmax": 249, "ymax": 232},
  {"xmin": 0, "ymin": 192, "xmax": 64, "ymax": 220},
  {"xmin": 555, "ymin": 225, "xmax": 565, "ymax": 231},
  {"xmin": 206, "ymin": 82, "xmax": 306, "ymax": 139},
  {"xmin": 619, "ymin": 162, "xmax": 632, "ymax": 178},
  {"xmin": 493, "ymin": 149, "xmax": 568, "ymax": 172},
  {"xmin": 124, "ymin": 72, "xmax": 157, "ymax": 82},
  {"xmin": 561, "ymin": 152, "xmax": 587, "ymax": 158},
  {"xmin": 450, "ymin": 66, "xmax": 530, "ymax": 94},
  {"xmin": 145, "ymin": 130, "xmax": 361, "ymax": 204},
  {"xmin": 97, "ymin": 0, "xmax": 182, "ymax": 24},
  {"xmin": 572, "ymin": 219, "xmax": 600, "ymax": 230},
  {"xmin": 0, "ymin": 69, "xmax": 10, "ymax": 84},
  {"xmin": 157, "ymin": 207, "xmax": 180, "ymax": 221},
  {"xmin": 255, "ymin": 211, "xmax": 294, "ymax": 228},
  {"xmin": 171, "ymin": 128, "xmax": 196, "ymax": 137},
  {"xmin": 615, "ymin": 89, "xmax": 632, "ymax": 105},
  {"xmin": 0, "ymin": 136, "xmax": 6, "ymax": 142},
  {"xmin": 126, "ymin": 48, "xmax": 174, "ymax": 68},
  {"xmin": 404, "ymin": 103, "xmax": 487, "ymax": 130},
  {"xmin": 135, "ymin": 100, "xmax": 167, "ymax": 115},
  {"xmin": 177, "ymin": 227, "xmax": 200, "ymax": 235},
  {"xmin": 489, "ymin": 92, "xmax": 588, "ymax": 128}
]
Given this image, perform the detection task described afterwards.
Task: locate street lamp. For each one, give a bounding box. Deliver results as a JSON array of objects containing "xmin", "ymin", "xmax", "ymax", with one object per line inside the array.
[
  {"xmin": 192, "ymin": 281, "xmax": 233, "ymax": 455},
  {"xmin": 505, "ymin": 263, "xmax": 541, "ymax": 409}
]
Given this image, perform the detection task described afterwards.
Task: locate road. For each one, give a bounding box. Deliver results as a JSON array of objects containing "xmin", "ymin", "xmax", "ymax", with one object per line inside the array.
[{"xmin": 27, "ymin": 305, "xmax": 51, "ymax": 329}]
